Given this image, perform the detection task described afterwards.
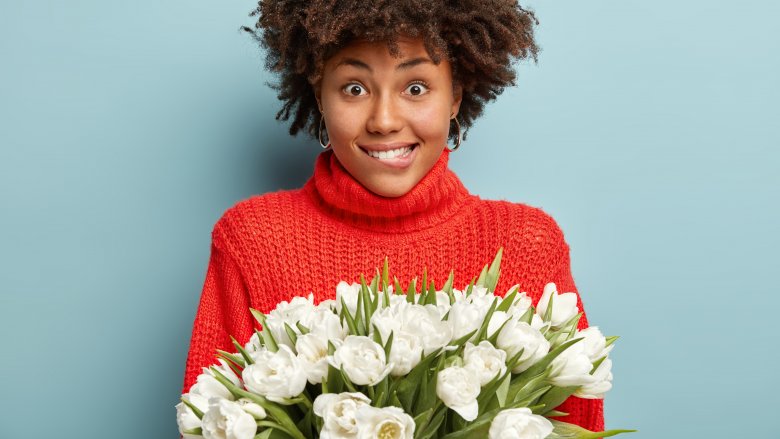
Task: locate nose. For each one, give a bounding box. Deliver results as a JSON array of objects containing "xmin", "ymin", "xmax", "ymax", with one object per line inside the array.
[{"xmin": 365, "ymin": 93, "xmax": 403, "ymax": 135}]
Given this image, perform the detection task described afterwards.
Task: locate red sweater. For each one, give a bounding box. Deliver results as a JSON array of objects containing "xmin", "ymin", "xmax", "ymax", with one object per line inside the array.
[{"xmin": 183, "ymin": 148, "xmax": 604, "ymax": 431}]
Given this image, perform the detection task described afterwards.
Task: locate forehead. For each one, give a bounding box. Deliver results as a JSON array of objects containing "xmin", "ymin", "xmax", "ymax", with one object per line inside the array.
[{"xmin": 325, "ymin": 37, "xmax": 438, "ymax": 70}]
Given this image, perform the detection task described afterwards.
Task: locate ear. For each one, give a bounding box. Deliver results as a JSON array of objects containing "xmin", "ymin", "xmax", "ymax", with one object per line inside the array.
[{"xmin": 450, "ymin": 84, "xmax": 463, "ymax": 118}]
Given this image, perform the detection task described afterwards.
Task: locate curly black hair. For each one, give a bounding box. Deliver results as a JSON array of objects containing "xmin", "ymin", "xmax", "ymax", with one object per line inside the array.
[{"xmin": 242, "ymin": 0, "xmax": 539, "ymax": 139}]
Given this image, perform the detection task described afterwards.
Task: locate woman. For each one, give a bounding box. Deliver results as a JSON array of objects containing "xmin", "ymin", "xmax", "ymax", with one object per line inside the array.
[{"xmin": 183, "ymin": 0, "xmax": 604, "ymax": 431}]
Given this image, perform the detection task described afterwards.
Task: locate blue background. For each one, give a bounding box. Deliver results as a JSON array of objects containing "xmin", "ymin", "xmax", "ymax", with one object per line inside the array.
[{"xmin": 1, "ymin": 0, "xmax": 777, "ymax": 437}]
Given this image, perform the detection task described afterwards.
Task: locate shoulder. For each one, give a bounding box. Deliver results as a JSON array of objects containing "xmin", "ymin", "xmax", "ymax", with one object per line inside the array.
[
  {"xmin": 210, "ymin": 188, "xmax": 309, "ymax": 251},
  {"xmin": 471, "ymin": 197, "xmax": 569, "ymax": 269},
  {"xmin": 474, "ymin": 197, "xmax": 567, "ymax": 246}
]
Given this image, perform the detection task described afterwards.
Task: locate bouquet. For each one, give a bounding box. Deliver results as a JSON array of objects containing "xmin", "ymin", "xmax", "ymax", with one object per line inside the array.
[{"xmin": 177, "ymin": 249, "xmax": 634, "ymax": 438}]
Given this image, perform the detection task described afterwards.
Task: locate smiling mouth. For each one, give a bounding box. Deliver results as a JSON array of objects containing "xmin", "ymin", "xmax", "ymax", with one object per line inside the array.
[{"xmin": 360, "ymin": 144, "xmax": 418, "ymax": 160}]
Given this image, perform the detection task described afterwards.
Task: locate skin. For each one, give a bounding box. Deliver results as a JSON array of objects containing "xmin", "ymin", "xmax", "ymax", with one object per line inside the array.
[{"xmin": 314, "ymin": 37, "xmax": 462, "ymax": 198}]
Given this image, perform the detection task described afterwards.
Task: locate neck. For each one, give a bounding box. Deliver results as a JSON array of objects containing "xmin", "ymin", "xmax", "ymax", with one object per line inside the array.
[{"xmin": 303, "ymin": 149, "xmax": 471, "ymax": 232}]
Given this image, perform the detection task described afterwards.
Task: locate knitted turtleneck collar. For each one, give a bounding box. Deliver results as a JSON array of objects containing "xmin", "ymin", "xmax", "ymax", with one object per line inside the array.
[{"xmin": 303, "ymin": 149, "xmax": 472, "ymax": 233}]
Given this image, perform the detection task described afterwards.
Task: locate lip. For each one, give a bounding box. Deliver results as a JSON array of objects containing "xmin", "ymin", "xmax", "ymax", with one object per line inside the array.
[
  {"xmin": 358, "ymin": 142, "xmax": 419, "ymax": 169},
  {"xmin": 358, "ymin": 142, "xmax": 417, "ymax": 152}
]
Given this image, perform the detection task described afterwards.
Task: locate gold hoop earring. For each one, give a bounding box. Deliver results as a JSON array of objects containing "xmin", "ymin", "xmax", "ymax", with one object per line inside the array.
[
  {"xmin": 447, "ymin": 117, "xmax": 461, "ymax": 152},
  {"xmin": 318, "ymin": 115, "xmax": 330, "ymax": 149}
]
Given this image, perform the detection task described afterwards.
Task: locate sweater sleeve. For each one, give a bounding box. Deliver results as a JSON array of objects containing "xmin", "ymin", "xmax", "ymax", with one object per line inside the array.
[
  {"xmin": 182, "ymin": 236, "xmax": 255, "ymax": 392},
  {"xmin": 548, "ymin": 239, "xmax": 606, "ymax": 433}
]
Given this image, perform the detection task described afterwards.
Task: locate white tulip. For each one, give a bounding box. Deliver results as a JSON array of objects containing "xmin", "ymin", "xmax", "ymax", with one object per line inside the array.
[
  {"xmin": 330, "ymin": 336, "xmax": 393, "ymax": 385},
  {"xmin": 488, "ymin": 408, "xmax": 553, "ymax": 439},
  {"xmin": 313, "ymin": 392, "xmax": 371, "ymax": 438},
  {"xmin": 335, "ymin": 281, "xmax": 365, "ymax": 316},
  {"xmin": 190, "ymin": 370, "xmax": 235, "ymax": 402},
  {"xmin": 242, "ymin": 345, "xmax": 307, "ymax": 403},
  {"xmin": 356, "ymin": 405, "xmax": 416, "ymax": 439},
  {"xmin": 244, "ymin": 332, "xmax": 263, "ymax": 353},
  {"xmin": 496, "ymin": 319, "xmax": 551, "ymax": 373},
  {"xmin": 265, "ymin": 294, "xmax": 316, "ymax": 348},
  {"xmin": 237, "ymin": 398, "xmax": 267, "ymax": 419},
  {"xmin": 296, "ymin": 332, "xmax": 331, "ymax": 384},
  {"xmin": 536, "ymin": 283, "xmax": 579, "ymax": 327},
  {"xmin": 436, "ymin": 366, "xmax": 481, "ymax": 421},
  {"xmin": 371, "ymin": 302, "xmax": 451, "ymax": 355},
  {"xmin": 401, "ymin": 304, "xmax": 452, "ymax": 354},
  {"xmin": 464, "ymin": 341, "xmax": 508, "ymax": 386},
  {"xmin": 576, "ymin": 326, "xmax": 613, "ymax": 362},
  {"xmin": 504, "ymin": 290, "xmax": 533, "ymax": 319},
  {"xmin": 434, "ymin": 290, "xmax": 452, "ymax": 317},
  {"xmin": 575, "ymin": 358, "xmax": 613, "ymax": 399},
  {"xmin": 448, "ymin": 300, "xmax": 486, "ymax": 341},
  {"xmin": 201, "ymin": 398, "xmax": 257, "ymax": 439},
  {"xmin": 386, "ymin": 331, "xmax": 424, "ymax": 376},
  {"xmin": 176, "ymin": 393, "xmax": 208, "ymax": 438},
  {"xmin": 299, "ymin": 306, "xmax": 347, "ymax": 341},
  {"xmin": 548, "ymin": 340, "xmax": 597, "ymax": 388}
]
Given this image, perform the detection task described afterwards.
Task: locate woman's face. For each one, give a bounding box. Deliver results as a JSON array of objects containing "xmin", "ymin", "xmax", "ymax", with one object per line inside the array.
[{"xmin": 316, "ymin": 37, "xmax": 462, "ymax": 198}]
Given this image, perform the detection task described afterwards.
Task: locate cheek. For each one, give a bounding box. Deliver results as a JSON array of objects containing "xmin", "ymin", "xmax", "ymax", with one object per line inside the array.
[
  {"xmin": 407, "ymin": 104, "xmax": 451, "ymax": 141},
  {"xmin": 325, "ymin": 107, "xmax": 365, "ymax": 142}
]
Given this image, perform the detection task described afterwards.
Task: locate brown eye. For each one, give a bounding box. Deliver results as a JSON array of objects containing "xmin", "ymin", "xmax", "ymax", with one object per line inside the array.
[
  {"xmin": 405, "ymin": 83, "xmax": 429, "ymax": 96},
  {"xmin": 343, "ymin": 84, "xmax": 367, "ymax": 96}
]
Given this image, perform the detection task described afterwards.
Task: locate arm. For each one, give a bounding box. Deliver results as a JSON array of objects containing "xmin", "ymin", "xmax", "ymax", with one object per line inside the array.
[
  {"xmin": 182, "ymin": 238, "xmax": 255, "ymax": 392},
  {"xmin": 548, "ymin": 239, "xmax": 606, "ymax": 432}
]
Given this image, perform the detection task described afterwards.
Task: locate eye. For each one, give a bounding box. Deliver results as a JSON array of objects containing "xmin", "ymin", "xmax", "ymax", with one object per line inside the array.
[
  {"xmin": 343, "ymin": 83, "xmax": 367, "ymax": 97},
  {"xmin": 404, "ymin": 82, "xmax": 430, "ymax": 96}
]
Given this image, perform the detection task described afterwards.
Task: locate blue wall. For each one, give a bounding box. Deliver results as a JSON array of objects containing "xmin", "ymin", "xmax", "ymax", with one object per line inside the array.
[{"xmin": 1, "ymin": 1, "xmax": 777, "ymax": 437}]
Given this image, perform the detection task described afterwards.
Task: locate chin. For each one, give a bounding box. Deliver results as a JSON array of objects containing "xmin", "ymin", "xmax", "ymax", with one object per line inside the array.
[{"xmin": 367, "ymin": 179, "xmax": 415, "ymax": 198}]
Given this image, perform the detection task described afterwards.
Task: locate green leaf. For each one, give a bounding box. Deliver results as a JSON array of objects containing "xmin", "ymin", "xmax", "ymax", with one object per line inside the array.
[
  {"xmin": 548, "ymin": 420, "xmax": 637, "ymax": 438},
  {"xmin": 406, "ymin": 277, "xmax": 417, "ymax": 303},
  {"xmin": 231, "ymin": 336, "xmax": 255, "ymax": 365},
  {"xmin": 475, "ymin": 264, "xmax": 489, "ymax": 288},
  {"xmin": 421, "ymin": 268, "xmax": 428, "ymax": 304},
  {"xmin": 485, "ymin": 247, "xmax": 503, "ymax": 293},
  {"xmin": 416, "ymin": 406, "xmax": 447, "ymax": 439},
  {"xmin": 542, "ymin": 292, "xmax": 555, "ymax": 323},
  {"xmin": 209, "ymin": 368, "xmax": 306, "ymax": 439},
  {"xmin": 216, "ymin": 350, "xmax": 246, "ymax": 368},
  {"xmin": 590, "ymin": 355, "xmax": 607, "ymax": 374},
  {"xmin": 283, "ymin": 323, "xmax": 298, "ymax": 346},
  {"xmin": 536, "ymin": 385, "xmax": 579, "ymax": 415},
  {"xmin": 393, "ymin": 276, "xmax": 403, "ymax": 297},
  {"xmin": 450, "ymin": 329, "xmax": 478, "ymax": 348},
  {"xmin": 340, "ymin": 297, "xmax": 359, "ymax": 336},
  {"xmin": 473, "ymin": 298, "xmax": 499, "ymax": 342},
  {"xmin": 180, "ymin": 396, "xmax": 204, "ymax": 419},
  {"xmin": 518, "ymin": 306, "xmax": 535, "ymax": 325},
  {"xmin": 339, "ymin": 367, "xmax": 358, "ymax": 393},
  {"xmin": 512, "ymin": 337, "xmax": 584, "ymax": 384},
  {"xmin": 496, "ymin": 286, "xmax": 518, "ymax": 312},
  {"xmin": 413, "ymin": 408, "xmax": 434, "ymax": 436},
  {"xmin": 295, "ymin": 322, "xmax": 310, "ymax": 335},
  {"xmin": 443, "ymin": 270, "xmax": 455, "ymax": 301},
  {"xmin": 372, "ymin": 324, "xmax": 384, "ymax": 345},
  {"xmin": 360, "ymin": 274, "xmax": 373, "ymax": 333},
  {"xmin": 384, "ymin": 330, "xmax": 395, "ymax": 360},
  {"xmin": 182, "ymin": 427, "xmax": 203, "ymax": 435},
  {"xmin": 605, "ymin": 335, "xmax": 620, "ymax": 347},
  {"xmin": 382, "ymin": 257, "xmax": 390, "ymax": 289},
  {"xmin": 396, "ymin": 349, "xmax": 442, "ymax": 412},
  {"xmin": 369, "ymin": 271, "xmax": 380, "ymax": 301},
  {"xmin": 424, "ymin": 280, "xmax": 438, "ymax": 306},
  {"xmin": 495, "ymin": 371, "xmax": 511, "ymax": 407},
  {"xmin": 250, "ymin": 311, "xmax": 279, "ymax": 353}
]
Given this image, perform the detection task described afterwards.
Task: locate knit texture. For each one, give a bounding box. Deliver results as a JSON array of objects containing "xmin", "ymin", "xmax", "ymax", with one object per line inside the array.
[{"xmin": 184, "ymin": 148, "xmax": 605, "ymax": 431}]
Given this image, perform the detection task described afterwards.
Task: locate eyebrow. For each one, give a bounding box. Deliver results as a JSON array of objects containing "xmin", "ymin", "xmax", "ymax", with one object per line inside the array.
[{"xmin": 334, "ymin": 57, "xmax": 434, "ymax": 73}]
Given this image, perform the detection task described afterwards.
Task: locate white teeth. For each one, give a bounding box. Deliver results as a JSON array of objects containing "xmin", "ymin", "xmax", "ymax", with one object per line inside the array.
[{"xmin": 366, "ymin": 145, "xmax": 413, "ymax": 160}]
